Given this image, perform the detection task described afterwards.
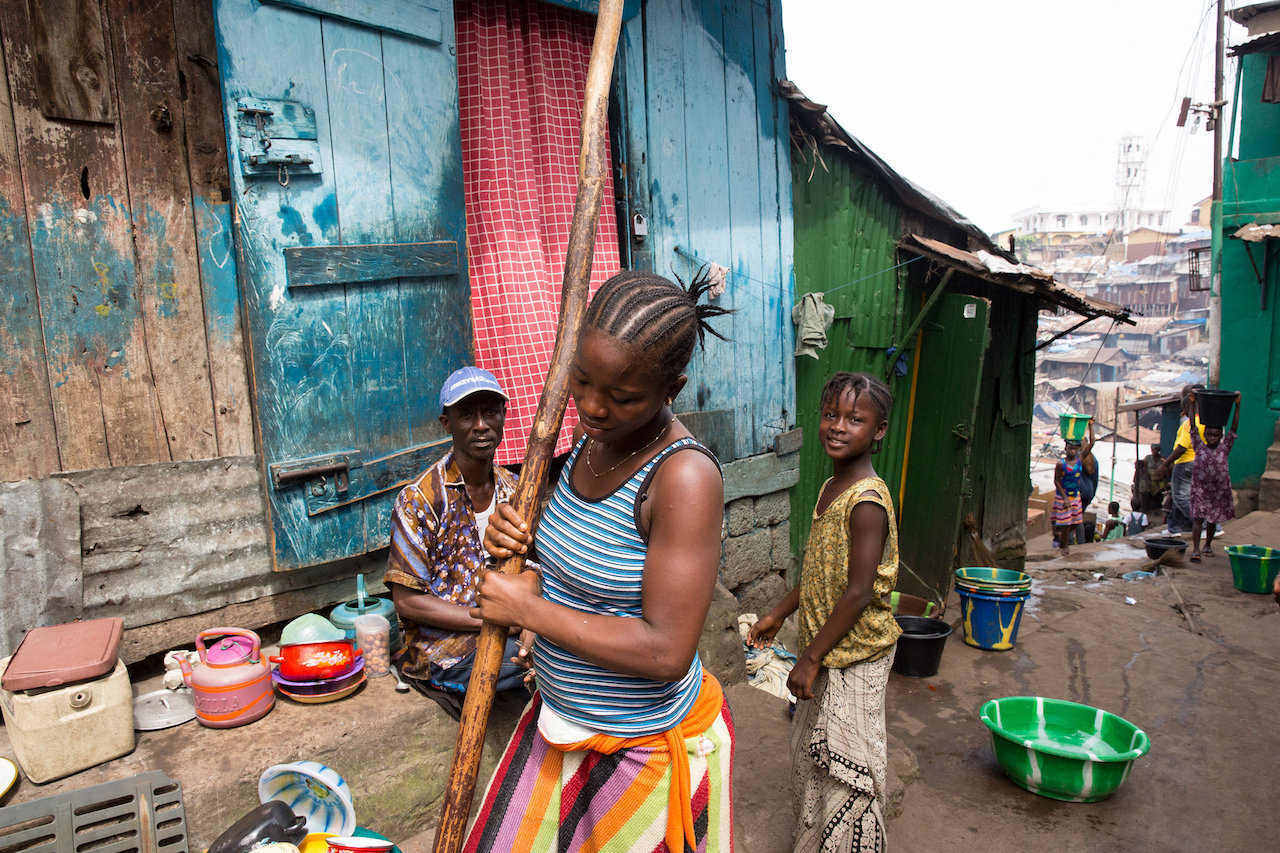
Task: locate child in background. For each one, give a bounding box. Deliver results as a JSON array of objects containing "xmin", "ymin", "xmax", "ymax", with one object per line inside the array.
[
  {"xmin": 1188, "ymin": 390, "xmax": 1241, "ymax": 562},
  {"xmin": 748, "ymin": 372, "xmax": 900, "ymax": 853},
  {"xmin": 1100, "ymin": 501, "xmax": 1125, "ymax": 540},
  {"xmin": 1123, "ymin": 499, "xmax": 1150, "ymax": 536},
  {"xmin": 1053, "ymin": 440, "xmax": 1086, "ymax": 555}
]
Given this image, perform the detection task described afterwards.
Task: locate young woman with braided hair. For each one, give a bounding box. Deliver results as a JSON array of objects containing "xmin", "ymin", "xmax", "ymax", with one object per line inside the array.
[
  {"xmin": 749, "ymin": 371, "xmax": 899, "ymax": 853},
  {"xmin": 466, "ymin": 269, "xmax": 733, "ymax": 852}
]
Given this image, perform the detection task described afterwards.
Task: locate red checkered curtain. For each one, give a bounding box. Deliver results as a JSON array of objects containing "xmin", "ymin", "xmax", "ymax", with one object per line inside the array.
[{"xmin": 456, "ymin": 0, "xmax": 622, "ymax": 465}]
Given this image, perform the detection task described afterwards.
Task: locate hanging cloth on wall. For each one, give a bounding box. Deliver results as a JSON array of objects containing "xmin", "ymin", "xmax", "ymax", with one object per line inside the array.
[
  {"xmin": 457, "ymin": 0, "xmax": 623, "ymax": 465},
  {"xmin": 792, "ymin": 292, "xmax": 835, "ymax": 359}
]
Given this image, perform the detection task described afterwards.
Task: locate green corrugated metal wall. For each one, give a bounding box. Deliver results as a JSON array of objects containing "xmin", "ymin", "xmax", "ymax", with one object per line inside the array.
[
  {"xmin": 789, "ymin": 153, "xmax": 911, "ymax": 558},
  {"xmin": 961, "ymin": 288, "xmax": 1037, "ymax": 566},
  {"xmin": 789, "ymin": 147, "xmax": 1037, "ymax": 596}
]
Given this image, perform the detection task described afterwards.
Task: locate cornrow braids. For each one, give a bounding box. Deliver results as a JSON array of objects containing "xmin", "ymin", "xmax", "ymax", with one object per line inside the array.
[
  {"xmin": 819, "ymin": 372, "xmax": 893, "ymax": 450},
  {"xmin": 583, "ymin": 266, "xmax": 733, "ymax": 387}
]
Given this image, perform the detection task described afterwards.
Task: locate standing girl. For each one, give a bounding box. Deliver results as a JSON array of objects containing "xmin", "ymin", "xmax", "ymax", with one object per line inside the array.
[
  {"xmin": 1188, "ymin": 390, "xmax": 1241, "ymax": 562},
  {"xmin": 749, "ymin": 371, "xmax": 900, "ymax": 853},
  {"xmin": 469, "ymin": 270, "xmax": 732, "ymax": 852},
  {"xmin": 1053, "ymin": 440, "xmax": 1087, "ymax": 555}
]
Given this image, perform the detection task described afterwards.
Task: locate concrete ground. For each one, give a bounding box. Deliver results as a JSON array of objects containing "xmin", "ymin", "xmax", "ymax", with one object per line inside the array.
[{"xmin": 3, "ymin": 512, "xmax": 1278, "ymax": 851}]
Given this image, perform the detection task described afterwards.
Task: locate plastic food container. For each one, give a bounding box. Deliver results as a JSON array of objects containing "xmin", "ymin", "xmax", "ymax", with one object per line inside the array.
[
  {"xmin": 0, "ymin": 656, "xmax": 135, "ymax": 782},
  {"xmin": 355, "ymin": 614, "xmax": 391, "ymax": 678}
]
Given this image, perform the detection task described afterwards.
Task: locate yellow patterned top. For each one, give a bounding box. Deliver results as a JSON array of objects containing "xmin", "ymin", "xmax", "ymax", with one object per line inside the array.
[{"xmin": 798, "ymin": 475, "xmax": 901, "ymax": 668}]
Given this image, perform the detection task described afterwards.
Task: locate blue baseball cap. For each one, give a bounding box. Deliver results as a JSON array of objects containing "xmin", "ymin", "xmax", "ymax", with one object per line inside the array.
[{"xmin": 439, "ymin": 366, "xmax": 507, "ymax": 410}]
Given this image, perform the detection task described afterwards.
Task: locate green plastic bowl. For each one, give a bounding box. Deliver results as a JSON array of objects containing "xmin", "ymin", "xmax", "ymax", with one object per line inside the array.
[
  {"xmin": 1225, "ymin": 545, "xmax": 1280, "ymax": 594},
  {"xmin": 955, "ymin": 567, "xmax": 1032, "ymax": 592},
  {"xmin": 979, "ymin": 696, "xmax": 1150, "ymax": 803}
]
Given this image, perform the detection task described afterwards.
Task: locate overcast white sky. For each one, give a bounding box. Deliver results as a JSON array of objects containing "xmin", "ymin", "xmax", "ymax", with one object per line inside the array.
[{"xmin": 781, "ymin": 0, "xmax": 1243, "ymax": 233}]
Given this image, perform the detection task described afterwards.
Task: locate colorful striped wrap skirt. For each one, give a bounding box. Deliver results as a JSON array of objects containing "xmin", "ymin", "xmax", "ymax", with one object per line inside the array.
[
  {"xmin": 464, "ymin": 673, "xmax": 734, "ymax": 852},
  {"xmin": 1051, "ymin": 490, "xmax": 1083, "ymax": 527}
]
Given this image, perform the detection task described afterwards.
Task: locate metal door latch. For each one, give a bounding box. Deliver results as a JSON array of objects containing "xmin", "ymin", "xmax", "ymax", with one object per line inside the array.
[
  {"xmin": 269, "ymin": 451, "xmax": 361, "ymax": 494},
  {"xmin": 236, "ymin": 97, "xmax": 323, "ymax": 179}
]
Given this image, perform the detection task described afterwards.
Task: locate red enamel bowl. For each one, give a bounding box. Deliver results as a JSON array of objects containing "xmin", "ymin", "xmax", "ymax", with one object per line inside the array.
[{"xmin": 269, "ymin": 641, "xmax": 355, "ymax": 681}]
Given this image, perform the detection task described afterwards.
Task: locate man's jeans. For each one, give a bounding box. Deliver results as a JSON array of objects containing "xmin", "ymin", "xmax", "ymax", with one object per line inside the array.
[
  {"xmin": 430, "ymin": 635, "xmax": 529, "ymax": 694},
  {"xmin": 1168, "ymin": 462, "xmax": 1192, "ymax": 533}
]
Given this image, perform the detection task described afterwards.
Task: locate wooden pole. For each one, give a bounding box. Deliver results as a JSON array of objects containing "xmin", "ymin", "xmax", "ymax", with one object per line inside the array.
[{"xmin": 431, "ymin": 3, "xmax": 625, "ymax": 851}]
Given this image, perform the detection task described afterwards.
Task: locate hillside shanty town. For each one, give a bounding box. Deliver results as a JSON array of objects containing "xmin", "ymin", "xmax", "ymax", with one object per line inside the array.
[{"xmin": 2, "ymin": 0, "xmax": 1279, "ymax": 851}]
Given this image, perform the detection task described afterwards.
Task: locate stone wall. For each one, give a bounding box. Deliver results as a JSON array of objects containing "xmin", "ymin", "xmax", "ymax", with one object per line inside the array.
[{"xmin": 719, "ymin": 487, "xmax": 794, "ymax": 617}]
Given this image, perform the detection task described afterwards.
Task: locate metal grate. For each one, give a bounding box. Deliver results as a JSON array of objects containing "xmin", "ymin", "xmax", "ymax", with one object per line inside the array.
[
  {"xmin": 1188, "ymin": 246, "xmax": 1210, "ymax": 292},
  {"xmin": 0, "ymin": 772, "xmax": 187, "ymax": 853}
]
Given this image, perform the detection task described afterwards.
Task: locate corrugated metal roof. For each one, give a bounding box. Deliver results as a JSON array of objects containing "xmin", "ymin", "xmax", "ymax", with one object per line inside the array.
[
  {"xmin": 901, "ymin": 234, "xmax": 1132, "ymax": 321},
  {"xmin": 779, "ymin": 79, "xmax": 1011, "ymax": 261},
  {"xmin": 1229, "ymin": 30, "xmax": 1280, "ymax": 55}
]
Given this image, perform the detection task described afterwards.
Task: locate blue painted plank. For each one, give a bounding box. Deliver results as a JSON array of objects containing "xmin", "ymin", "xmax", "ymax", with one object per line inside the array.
[
  {"xmin": 618, "ymin": 13, "xmax": 650, "ymax": 272},
  {"xmin": 721, "ymin": 0, "xmax": 766, "ymax": 455},
  {"xmin": 321, "ymin": 18, "xmax": 404, "ymax": 553},
  {"xmin": 643, "ymin": 0, "xmax": 695, "ymax": 414},
  {"xmin": 680, "ymin": 0, "xmax": 738, "ymax": 454},
  {"xmin": 769, "ymin": 0, "xmax": 796, "ymax": 437},
  {"xmin": 382, "ymin": 17, "xmax": 470, "ymax": 455},
  {"xmin": 753, "ymin": 0, "xmax": 788, "ymax": 448},
  {"xmin": 284, "ymin": 241, "xmax": 459, "ymax": 286},
  {"xmin": 261, "ymin": 0, "xmax": 443, "ymax": 44},
  {"xmin": 215, "ymin": 0, "xmax": 361, "ymax": 568},
  {"xmin": 540, "ymin": 0, "xmax": 642, "ymax": 21}
]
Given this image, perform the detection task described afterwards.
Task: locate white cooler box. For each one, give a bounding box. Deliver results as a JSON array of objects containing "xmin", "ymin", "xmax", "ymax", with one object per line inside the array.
[{"xmin": 0, "ymin": 656, "xmax": 135, "ymax": 783}]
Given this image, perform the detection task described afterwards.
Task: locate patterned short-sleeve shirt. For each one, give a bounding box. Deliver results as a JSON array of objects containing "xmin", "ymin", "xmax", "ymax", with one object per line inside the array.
[{"xmin": 384, "ymin": 452, "xmax": 517, "ymax": 677}]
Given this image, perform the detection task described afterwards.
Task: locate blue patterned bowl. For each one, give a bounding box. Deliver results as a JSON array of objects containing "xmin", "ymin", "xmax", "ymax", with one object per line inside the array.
[{"xmin": 258, "ymin": 761, "xmax": 356, "ymax": 835}]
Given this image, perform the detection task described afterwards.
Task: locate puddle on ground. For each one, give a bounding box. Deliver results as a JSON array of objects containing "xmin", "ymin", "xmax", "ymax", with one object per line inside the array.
[{"xmin": 1090, "ymin": 542, "xmax": 1147, "ymax": 562}]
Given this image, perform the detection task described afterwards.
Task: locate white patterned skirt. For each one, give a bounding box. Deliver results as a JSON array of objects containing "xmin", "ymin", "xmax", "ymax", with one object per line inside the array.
[{"xmin": 791, "ymin": 651, "xmax": 895, "ymax": 853}]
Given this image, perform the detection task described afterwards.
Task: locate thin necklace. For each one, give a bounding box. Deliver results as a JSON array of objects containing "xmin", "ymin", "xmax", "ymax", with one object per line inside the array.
[{"xmin": 586, "ymin": 419, "xmax": 671, "ymax": 479}]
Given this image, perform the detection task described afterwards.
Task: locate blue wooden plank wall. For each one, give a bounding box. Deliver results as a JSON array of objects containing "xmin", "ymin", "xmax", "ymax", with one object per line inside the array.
[{"xmin": 622, "ymin": 0, "xmax": 794, "ymax": 460}]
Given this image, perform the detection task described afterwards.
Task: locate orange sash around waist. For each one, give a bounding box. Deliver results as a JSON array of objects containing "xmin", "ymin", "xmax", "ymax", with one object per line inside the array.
[{"xmin": 545, "ymin": 672, "xmax": 724, "ymax": 853}]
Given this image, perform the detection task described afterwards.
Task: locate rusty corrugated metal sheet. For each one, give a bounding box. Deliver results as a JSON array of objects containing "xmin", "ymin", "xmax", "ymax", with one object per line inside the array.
[{"xmin": 62, "ymin": 457, "xmax": 363, "ymax": 628}]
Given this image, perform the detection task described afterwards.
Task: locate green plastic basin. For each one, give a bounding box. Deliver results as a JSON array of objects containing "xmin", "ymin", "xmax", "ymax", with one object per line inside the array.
[
  {"xmin": 1059, "ymin": 412, "xmax": 1092, "ymax": 441},
  {"xmin": 979, "ymin": 696, "xmax": 1150, "ymax": 803},
  {"xmin": 1226, "ymin": 545, "xmax": 1280, "ymax": 594}
]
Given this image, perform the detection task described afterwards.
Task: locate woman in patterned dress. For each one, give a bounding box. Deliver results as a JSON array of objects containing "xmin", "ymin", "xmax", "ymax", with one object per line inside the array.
[{"xmin": 1188, "ymin": 390, "xmax": 1241, "ymax": 562}]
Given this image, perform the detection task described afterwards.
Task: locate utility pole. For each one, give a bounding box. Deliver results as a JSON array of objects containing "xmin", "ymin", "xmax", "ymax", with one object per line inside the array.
[{"xmin": 1209, "ymin": 0, "xmax": 1225, "ymax": 386}]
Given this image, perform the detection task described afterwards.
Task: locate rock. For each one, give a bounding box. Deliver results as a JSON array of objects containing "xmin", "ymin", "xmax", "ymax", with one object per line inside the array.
[
  {"xmin": 735, "ymin": 572, "xmax": 788, "ymax": 618},
  {"xmin": 699, "ymin": 581, "xmax": 747, "ymax": 685},
  {"xmin": 770, "ymin": 520, "xmax": 792, "ymax": 569},
  {"xmin": 720, "ymin": 528, "xmax": 772, "ymax": 589},
  {"xmin": 884, "ymin": 732, "xmax": 920, "ymax": 821},
  {"xmin": 1234, "ymin": 487, "xmax": 1259, "ymax": 518},
  {"xmin": 754, "ymin": 491, "xmax": 791, "ymax": 527},
  {"xmin": 726, "ymin": 498, "xmax": 754, "ymax": 536}
]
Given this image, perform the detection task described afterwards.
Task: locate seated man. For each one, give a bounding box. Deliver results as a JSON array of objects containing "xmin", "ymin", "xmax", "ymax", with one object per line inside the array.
[{"xmin": 383, "ymin": 366, "xmax": 528, "ymax": 718}]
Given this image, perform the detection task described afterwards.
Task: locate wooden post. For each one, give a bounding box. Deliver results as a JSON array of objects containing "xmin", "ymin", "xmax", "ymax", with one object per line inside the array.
[{"xmin": 431, "ymin": 2, "xmax": 625, "ymax": 851}]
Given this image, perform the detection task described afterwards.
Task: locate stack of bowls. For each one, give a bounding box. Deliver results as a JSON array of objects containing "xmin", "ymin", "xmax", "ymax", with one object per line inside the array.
[
  {"xmin": 954, "ymin": 568, "xmax": 1032, "ymax": 651},
  {"xmin": 270, "ymin": 615, "xmax": 366, "ymax": 703}
]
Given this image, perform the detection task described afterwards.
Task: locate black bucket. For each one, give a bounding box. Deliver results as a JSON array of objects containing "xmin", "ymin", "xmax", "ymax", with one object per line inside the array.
[
  {"xmin": 1197, "ymin": 389, "xmax": 1236, "ymax": 428},
  {"xmin": 892, "ymin": 615, "xmax": 953, "ymax": 678}
]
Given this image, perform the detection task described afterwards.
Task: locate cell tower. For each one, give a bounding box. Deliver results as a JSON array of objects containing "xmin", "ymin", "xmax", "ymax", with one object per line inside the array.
[{"xmin": 1114, "ymin": 135, "xmax": 1147, "ymax": 232}]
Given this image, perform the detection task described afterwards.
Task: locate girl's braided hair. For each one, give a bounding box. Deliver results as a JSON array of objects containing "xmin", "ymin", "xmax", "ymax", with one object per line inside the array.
[
  {"xmin": 583, "ymin": 267, "xmax": 733, "ymax": 387},
  {"xmin": 820, "ymin": 371, "xmax": 893, "ymax": 426}
]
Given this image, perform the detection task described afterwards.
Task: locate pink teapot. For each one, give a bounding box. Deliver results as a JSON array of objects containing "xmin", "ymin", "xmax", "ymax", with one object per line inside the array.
[{"xmin": 180, "ymin": 627, "xmax": 274, "ymax": 728}]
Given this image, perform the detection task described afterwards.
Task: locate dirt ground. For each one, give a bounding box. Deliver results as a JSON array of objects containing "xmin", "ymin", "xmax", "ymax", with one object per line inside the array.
[
  {"xmin": 4, "ymin": 513, "xmax": 1278, "ymax": 851},
  {"xmin": 733, "ymin": 510, "xmax": 1280, "ymax": 852}
]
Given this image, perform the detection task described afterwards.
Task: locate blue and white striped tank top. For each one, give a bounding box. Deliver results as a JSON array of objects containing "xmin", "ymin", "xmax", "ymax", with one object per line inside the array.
[{"xmin": 533, "ymin": 435, "xmax": 717, "ymax": 736}]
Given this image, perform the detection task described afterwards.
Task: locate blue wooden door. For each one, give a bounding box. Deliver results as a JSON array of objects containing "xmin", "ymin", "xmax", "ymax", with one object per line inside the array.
[{"xmin": 213, "ymin": 0, "xmax": 469, "ymax": 569}]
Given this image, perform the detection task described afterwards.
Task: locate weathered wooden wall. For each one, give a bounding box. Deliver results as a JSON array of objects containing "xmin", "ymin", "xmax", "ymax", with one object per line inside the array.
[
  {"xmin": 618, "ymin": 0, "xmax": 795, "ymax": 460},
  {"xmin": 0, "ymin": 0, "xmax": 254, "ymax": 482}
]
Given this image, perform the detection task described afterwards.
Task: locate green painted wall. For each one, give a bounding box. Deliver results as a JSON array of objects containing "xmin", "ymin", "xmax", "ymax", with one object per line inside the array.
[
  {"xmin": 788, "ymin": 154, "xmax": 910, "ymax": 561},
  {"xmin": 1219, "ymin": 53, "xmax": 1280, "ymax": 486}
]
